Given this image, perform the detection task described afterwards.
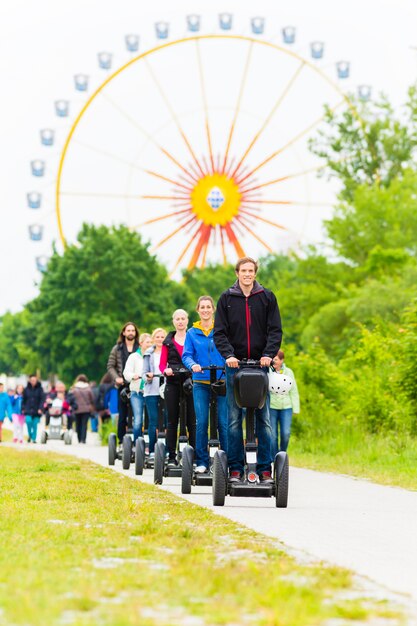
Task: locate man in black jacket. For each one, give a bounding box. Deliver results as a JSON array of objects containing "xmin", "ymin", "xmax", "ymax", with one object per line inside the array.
[
  {"xmin": 22, "ymin": 374, "xmax": 45, "ymax": 443},
  {"xmin": 107, "ymin": 322, "xmax": 139, "ymax": 446},
  {"xmin": 214, "ymin": 257, "xmax": 282, "ymax": 483}
]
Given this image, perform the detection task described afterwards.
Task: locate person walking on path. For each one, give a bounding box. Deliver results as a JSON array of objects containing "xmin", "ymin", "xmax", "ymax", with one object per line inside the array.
[
  {"xmin": 70, "ymin": 374, "xmax": 95, "ymax": 444},
  {"xmin": 0, "ymin": 382, "xmax": 13, "ymax": 442},
  {"xmin": 183, "ymin": 295, "xmax": 228, "ymax": 473},
  {"xmin": 270, "ymin": 350, "xmax": 300, "ymax": 455},
  {"xmin": 11, "ymin": 384, "xmax": 25, "ymax": 443},
  {"xmin": 142, "ymin": 328, "xmax": 166, "ymax": 459},
  {"xmin": 22, "ymin": 374, "xmax": 45, "ymax": 443},
  {"xmin": 160, "ymin": 310, "xmax": 196, "ymax": 466},
  {"xmin": 107, "ymin": 322, "xmax": 139, "ymax": 447},
  {"xmin": 213, "ymin": 257, "xmax": 282, "ymax": 484}
]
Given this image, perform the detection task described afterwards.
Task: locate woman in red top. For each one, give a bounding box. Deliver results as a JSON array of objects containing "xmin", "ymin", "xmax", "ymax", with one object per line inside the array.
[{"xmin": 160, "ymin": 309, "xmax": 196, "ymax": 466}]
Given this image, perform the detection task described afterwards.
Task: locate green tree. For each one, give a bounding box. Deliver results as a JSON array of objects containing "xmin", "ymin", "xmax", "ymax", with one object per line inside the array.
[
  {"xmin": 181, "ymin": 263, "xmax": 235, "ymax": 323},
  {"xmin": 29, "ymin": 224, "xmax": 185, "ymax": 383},
  {"xmin": 325, "ymin": 171, "xmax": 417, "ymax": 265},
  {"xmin": 0, "ymin": 309, "xmax": 40, "ymax": 375},
  {"xmin": 310, "ymin": 87, "xmax": 417, "ymax": 202}
]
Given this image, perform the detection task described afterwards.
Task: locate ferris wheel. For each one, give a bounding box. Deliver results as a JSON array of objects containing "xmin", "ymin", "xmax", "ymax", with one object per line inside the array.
[{"xmin": 27, "ymin": 13, "xmax": 372, "ymax": 274}]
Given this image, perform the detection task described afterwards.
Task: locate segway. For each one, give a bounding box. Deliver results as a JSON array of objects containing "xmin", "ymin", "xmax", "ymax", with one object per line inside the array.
[
  {"xmin": 137, "ymin": 375, "xmax": 166, "ymax": 474},
  {"xmin": 212, "ymin": 360, "xmax": 289, "ymax": 508},
  {"xmin": 181, "ymin": 365, "xmax": 225, "ymax": 494},
  {"xmin": 40, "ymin": 400, "xmax": 73, "ymax": 445},
  {"xmin": 108, "ymin": 386, "xmax": 135, "ymax": 469},
  {"xmin": 154, "ymin": 368, "xmax": 191, "ymax": 485}
]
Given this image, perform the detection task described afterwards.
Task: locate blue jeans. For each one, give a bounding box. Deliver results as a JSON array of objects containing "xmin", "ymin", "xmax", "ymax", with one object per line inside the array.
[
  {"xmin": 90, "ymin": 414, "xmax": 98, "ymax": 433},
  {"xmin": 25, "ymin": 415, "xmax": 40, "ymax": 442},
  {"xmin": 144, "ymin": 395, "xmax": 158, "ymax": 453},
  {"xmin": 130, "ymin": 391, "xmax": 144, "ymax": 442},
  {"xmin": 226, "ymin": 366, "xmax": 272, "ymax": 474},
  {"xmin": 270, "ymin": 408, "xmax": 292, "ymax": 456},
  {"xmin": 193, "ymin": 382, "xmax": 228, "ymax": 468}
]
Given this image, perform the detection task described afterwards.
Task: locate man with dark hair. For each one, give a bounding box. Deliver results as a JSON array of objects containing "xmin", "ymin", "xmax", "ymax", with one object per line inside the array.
[
  {"xmin": 214, "ymin": 257, "xmax": 282, "ymax": 483},
  {"xmin": 107, "ymin": 322, "xmax": 139, "ymax": 446}
]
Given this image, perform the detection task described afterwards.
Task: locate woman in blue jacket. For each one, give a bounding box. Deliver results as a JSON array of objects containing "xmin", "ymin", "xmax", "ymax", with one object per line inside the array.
[{"xmin": 183, "ymin": 296, "xmax": 227, "ymax": 473}]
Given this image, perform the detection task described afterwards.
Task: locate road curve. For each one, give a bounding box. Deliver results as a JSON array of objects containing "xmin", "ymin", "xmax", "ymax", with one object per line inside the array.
[{"xmin": 38, "ymin": 438, "xmax": 417, "ymax": 606}]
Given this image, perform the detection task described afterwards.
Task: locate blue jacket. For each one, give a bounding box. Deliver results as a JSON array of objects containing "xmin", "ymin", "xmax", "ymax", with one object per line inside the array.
[
  {"xmin": 0, "ymin": 392, "xmax": 13, "ymax": 421},
  {"xmin": 11, "ymin": 393, "xmax": 23, "ymax": 414},
  {"xmin": 182, "ymin": 324, "xmax": 225, "ymax": 383}
]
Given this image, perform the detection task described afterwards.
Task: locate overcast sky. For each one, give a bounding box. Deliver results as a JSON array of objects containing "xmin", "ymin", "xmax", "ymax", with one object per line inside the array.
[{"xmin": 1, "ymin": 0, "xmax": 416, "ymax": 315}]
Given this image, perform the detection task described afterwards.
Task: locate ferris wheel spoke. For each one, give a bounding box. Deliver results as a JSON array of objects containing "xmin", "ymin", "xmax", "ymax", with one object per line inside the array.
[
  {"xmin": 235, "ymin": 216, "xmax": 274, "ymax": 253},
  {"xmin": 196, "ymin": 40, "xmax": 215, "ymax": 174},
  {"xmin": 144, "ymin": 57, "xmax": 207, "ymax": 178},
  {"xmin": 221, "ymin": 40, "xmax": 254, "ymax": 174},
  {"xmin": 135, "ymin": 207, "xmax": 192, "ymax": 228},
  {"xmin": 223, "ymin": 223, "xmax": 245, "ymax": 258},
  {"xmin": 240, "ymin": 162, "xmax": 326, "ymax": 193},
  {"xmin": 187, "ymin": 224, "xmax": 212, "ymax": 270},
  {"xmin": 235, "ymin": 99, "xmax": 346, "ymax": 186},
  {"xmin": 152, "ymin": 215, "xmax": 197, "ymax": 251},
  {"xmin": 240, "ymin": 209, "xmax": 286, "ymax": 230},
  {"xmin": 101, "ymin": 93, "xmax": 198, "ymax": 185},
  {"xmin": 140, "ymin": 194, "xmax": 190, "ymax": 201},
  {"xmin": 144, "ymin": 169, "xmax": 193, "ymax": 192},
  {"xmin": 60, "ymin": 191, "xmax": 143, "ymax": 199},
  {"xmin": 219, "ymin": 227, "xmax": 227, "ymax": 265},
  {"xmin": 231, "ymin": 60, "xmax": 305, "ymax": 179},
  {"xmin": 72, "ymin": 139, "xmax": 145, "ymax": 171},
  {"xmin": 170, "ymin": 221, "xmax": 203, "ymax": 275}
]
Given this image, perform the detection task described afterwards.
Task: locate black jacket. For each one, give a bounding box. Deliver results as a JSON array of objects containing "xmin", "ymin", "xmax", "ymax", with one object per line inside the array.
[
  {"xmin": 163, "ymin": 331, "xmax": 190, "ymax": 385},
  {"xmin": 22, "ymin": 381, "xmax": 45, "ymax": 415},
  {"xmin": 214, "ymin": 280, "xmax": 282, "ymax": 361},
  {"xmin": 107, "ymin": 341, "xmax": 139, "ymax": 383}
]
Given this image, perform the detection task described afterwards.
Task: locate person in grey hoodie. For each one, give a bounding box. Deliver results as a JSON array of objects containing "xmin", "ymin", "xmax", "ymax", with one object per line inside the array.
[
  {"xmin": 69, "ymin": 374, "xmax": 95, "ymax": 444},
  {"xmin": 142, "ymin": 328, "xmax": 166, "ymax": 459}
]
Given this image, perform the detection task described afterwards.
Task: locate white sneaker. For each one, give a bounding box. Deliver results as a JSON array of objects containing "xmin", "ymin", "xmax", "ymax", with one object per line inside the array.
[{"xmin": 195, "ymin": 465, "xmax": 208, "ymax": 474}]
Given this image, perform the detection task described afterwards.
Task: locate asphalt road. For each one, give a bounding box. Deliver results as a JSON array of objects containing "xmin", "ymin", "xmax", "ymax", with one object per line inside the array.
[{"xmin": 38, "ymin": 436, "xmax": 417, "ymax": 608}]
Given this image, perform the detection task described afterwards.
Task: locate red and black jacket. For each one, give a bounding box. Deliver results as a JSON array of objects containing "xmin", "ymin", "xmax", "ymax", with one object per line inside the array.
[{"xmin": 213, "ymin": 280, "xmax": 282, "ymax": 361}]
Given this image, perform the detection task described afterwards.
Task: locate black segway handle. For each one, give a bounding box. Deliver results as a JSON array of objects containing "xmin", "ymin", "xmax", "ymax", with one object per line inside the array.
[
  {"xmin": 200, "ymin": 366, "xmax": 225, "ymax": 372},
  {"xmin": 236, "ymin": 359, "xmax": 262, "ymax": 368}
]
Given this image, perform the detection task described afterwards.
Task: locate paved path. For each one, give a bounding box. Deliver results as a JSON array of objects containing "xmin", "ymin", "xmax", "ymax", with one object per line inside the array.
[{"xmin": 35, "ymin": 437, "xmax": 417, "ymax": 609}]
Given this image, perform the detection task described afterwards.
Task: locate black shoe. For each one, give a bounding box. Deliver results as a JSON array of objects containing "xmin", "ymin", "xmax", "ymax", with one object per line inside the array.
[
  {"xmin": 167, "ymin": 458, "xmax": 178, "ymax": 468},
  {"xmin": 259, "ymin": 471, "xmax": 274, "ymax": 484},
  {"xmin": 228, "ymin": 470, "xmax": 242, "ymax": 484}
]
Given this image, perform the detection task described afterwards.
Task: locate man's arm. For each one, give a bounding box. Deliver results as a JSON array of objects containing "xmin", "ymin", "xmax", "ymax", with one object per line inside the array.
[
  {"xmin": 213, "ymin": 293, "xmax": 235, "ymax": 359},
  {"xmin": 263, "ymin": 292, "xmax": 283, "ymax": 358},
  {"xmin": 107, "ymin": 345, "xmax": 119, "ymax": 382}
]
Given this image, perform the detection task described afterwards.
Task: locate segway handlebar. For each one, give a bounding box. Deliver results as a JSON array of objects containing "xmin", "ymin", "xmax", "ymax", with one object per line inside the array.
[{"xmin": 200, "ymin": 366, "xmax": 225, "ymax": 372}]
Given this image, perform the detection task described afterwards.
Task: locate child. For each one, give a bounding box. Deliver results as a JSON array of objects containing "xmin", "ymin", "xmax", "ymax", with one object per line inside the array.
[
  {"xmin": 11, "ymin": 384, "xmax": 25, "ymax": 443},
  {"xmin": 0, "ymin": 383, "xmax": 13, "ymax": 442}
]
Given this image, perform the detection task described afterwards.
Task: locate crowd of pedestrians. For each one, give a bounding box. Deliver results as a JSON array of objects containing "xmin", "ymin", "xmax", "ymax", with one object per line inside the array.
[{"xmin": 1, "ymin": 257, "xmax": 299, "ymax": 473}]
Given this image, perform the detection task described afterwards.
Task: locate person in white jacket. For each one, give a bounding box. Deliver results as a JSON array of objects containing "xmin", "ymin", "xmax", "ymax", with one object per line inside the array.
[{"xmin": 123, "ymin": 348, "xmax": 144, "ymax": 443}]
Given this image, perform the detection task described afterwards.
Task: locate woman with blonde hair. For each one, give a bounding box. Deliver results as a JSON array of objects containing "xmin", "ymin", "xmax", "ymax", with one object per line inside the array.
[
  {"xmin": 142, "ymin": 328, "xmax": 167, "ymax": 459},
  {"xmin": 160, "ymin": 309, "xmax": 196, "ymax": 466}
]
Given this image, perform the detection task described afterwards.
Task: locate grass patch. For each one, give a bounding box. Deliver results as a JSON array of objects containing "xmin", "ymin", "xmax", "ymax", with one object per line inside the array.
[
  {"xmin": 0, "ymin": 447, "xmax": 402, "ymax": 626},
  {"xmin": 290, "ymin": 429, "xmax": 417, "ymax": 490}
]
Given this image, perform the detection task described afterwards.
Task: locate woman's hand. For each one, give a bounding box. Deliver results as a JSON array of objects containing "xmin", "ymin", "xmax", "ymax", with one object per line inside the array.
[
  {"xmin": 132, "ymin": 374, "xmax": 140, "ymax": 380},
  {"xmin": 146, "ymin": 372, "xmax": 154, "ymax": 380},
  {"xmin": 164, "ymin": 368, "xmax": 174, "ymax": 376},
  {"xmin": 192, "ymin": 364, "xmax": 202, "ymax": 373}
]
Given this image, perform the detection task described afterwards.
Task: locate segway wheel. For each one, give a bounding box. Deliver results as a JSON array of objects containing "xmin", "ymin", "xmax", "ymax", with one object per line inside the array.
[
  {"xmin": 274, "ymin": 452, "xmax": 289, "ymax": 508},
  {"xmin": 135, "ymin": 437, "xmax": 146, "ymax": 475},
  {"xmin": 154, "ymin": 440, "xmax": 165, "ymax": 484},
  {"xmin": 212, "ymin": 450, "xmax": 227, "ymax": 506},
  {"xmin": 64, "ymin": 431, "xmax": 72, "ymax": 445},
  {"xmin": 122, "ymin": 435, "xmax": 132, "ymax": 470},
  {"xmin": 181, "ymin": 445, "xmax": 194, "ymax": 494},
  {"xmin": 108, "ymin": 433, "xmax": 117, "ymax": 466},
  {"xmin": 40, "ymin": 431, "xmax": 47, "ymax": 445}
]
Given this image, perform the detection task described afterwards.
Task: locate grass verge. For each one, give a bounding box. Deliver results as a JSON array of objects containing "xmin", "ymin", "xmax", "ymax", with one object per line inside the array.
[
  {"xmin": 0, "ymin": 447, "xmax": 402, "ymax": 626},
  {"xmin": 290, "ymin": 430, "xmax": 417, "ymax": 490}
]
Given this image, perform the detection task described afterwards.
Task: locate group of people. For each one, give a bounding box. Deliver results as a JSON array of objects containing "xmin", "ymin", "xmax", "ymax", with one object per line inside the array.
[
  {"xmin": 0, "ymin": 373, "xmax": 118, "ymax": 445},
  {"xmin": 1, "ymin": 256, "xmax": 299, "ymax": 475},
  {"xmin": 106, "ymin": 256, "xmax": 299, "ymax": 481}
]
